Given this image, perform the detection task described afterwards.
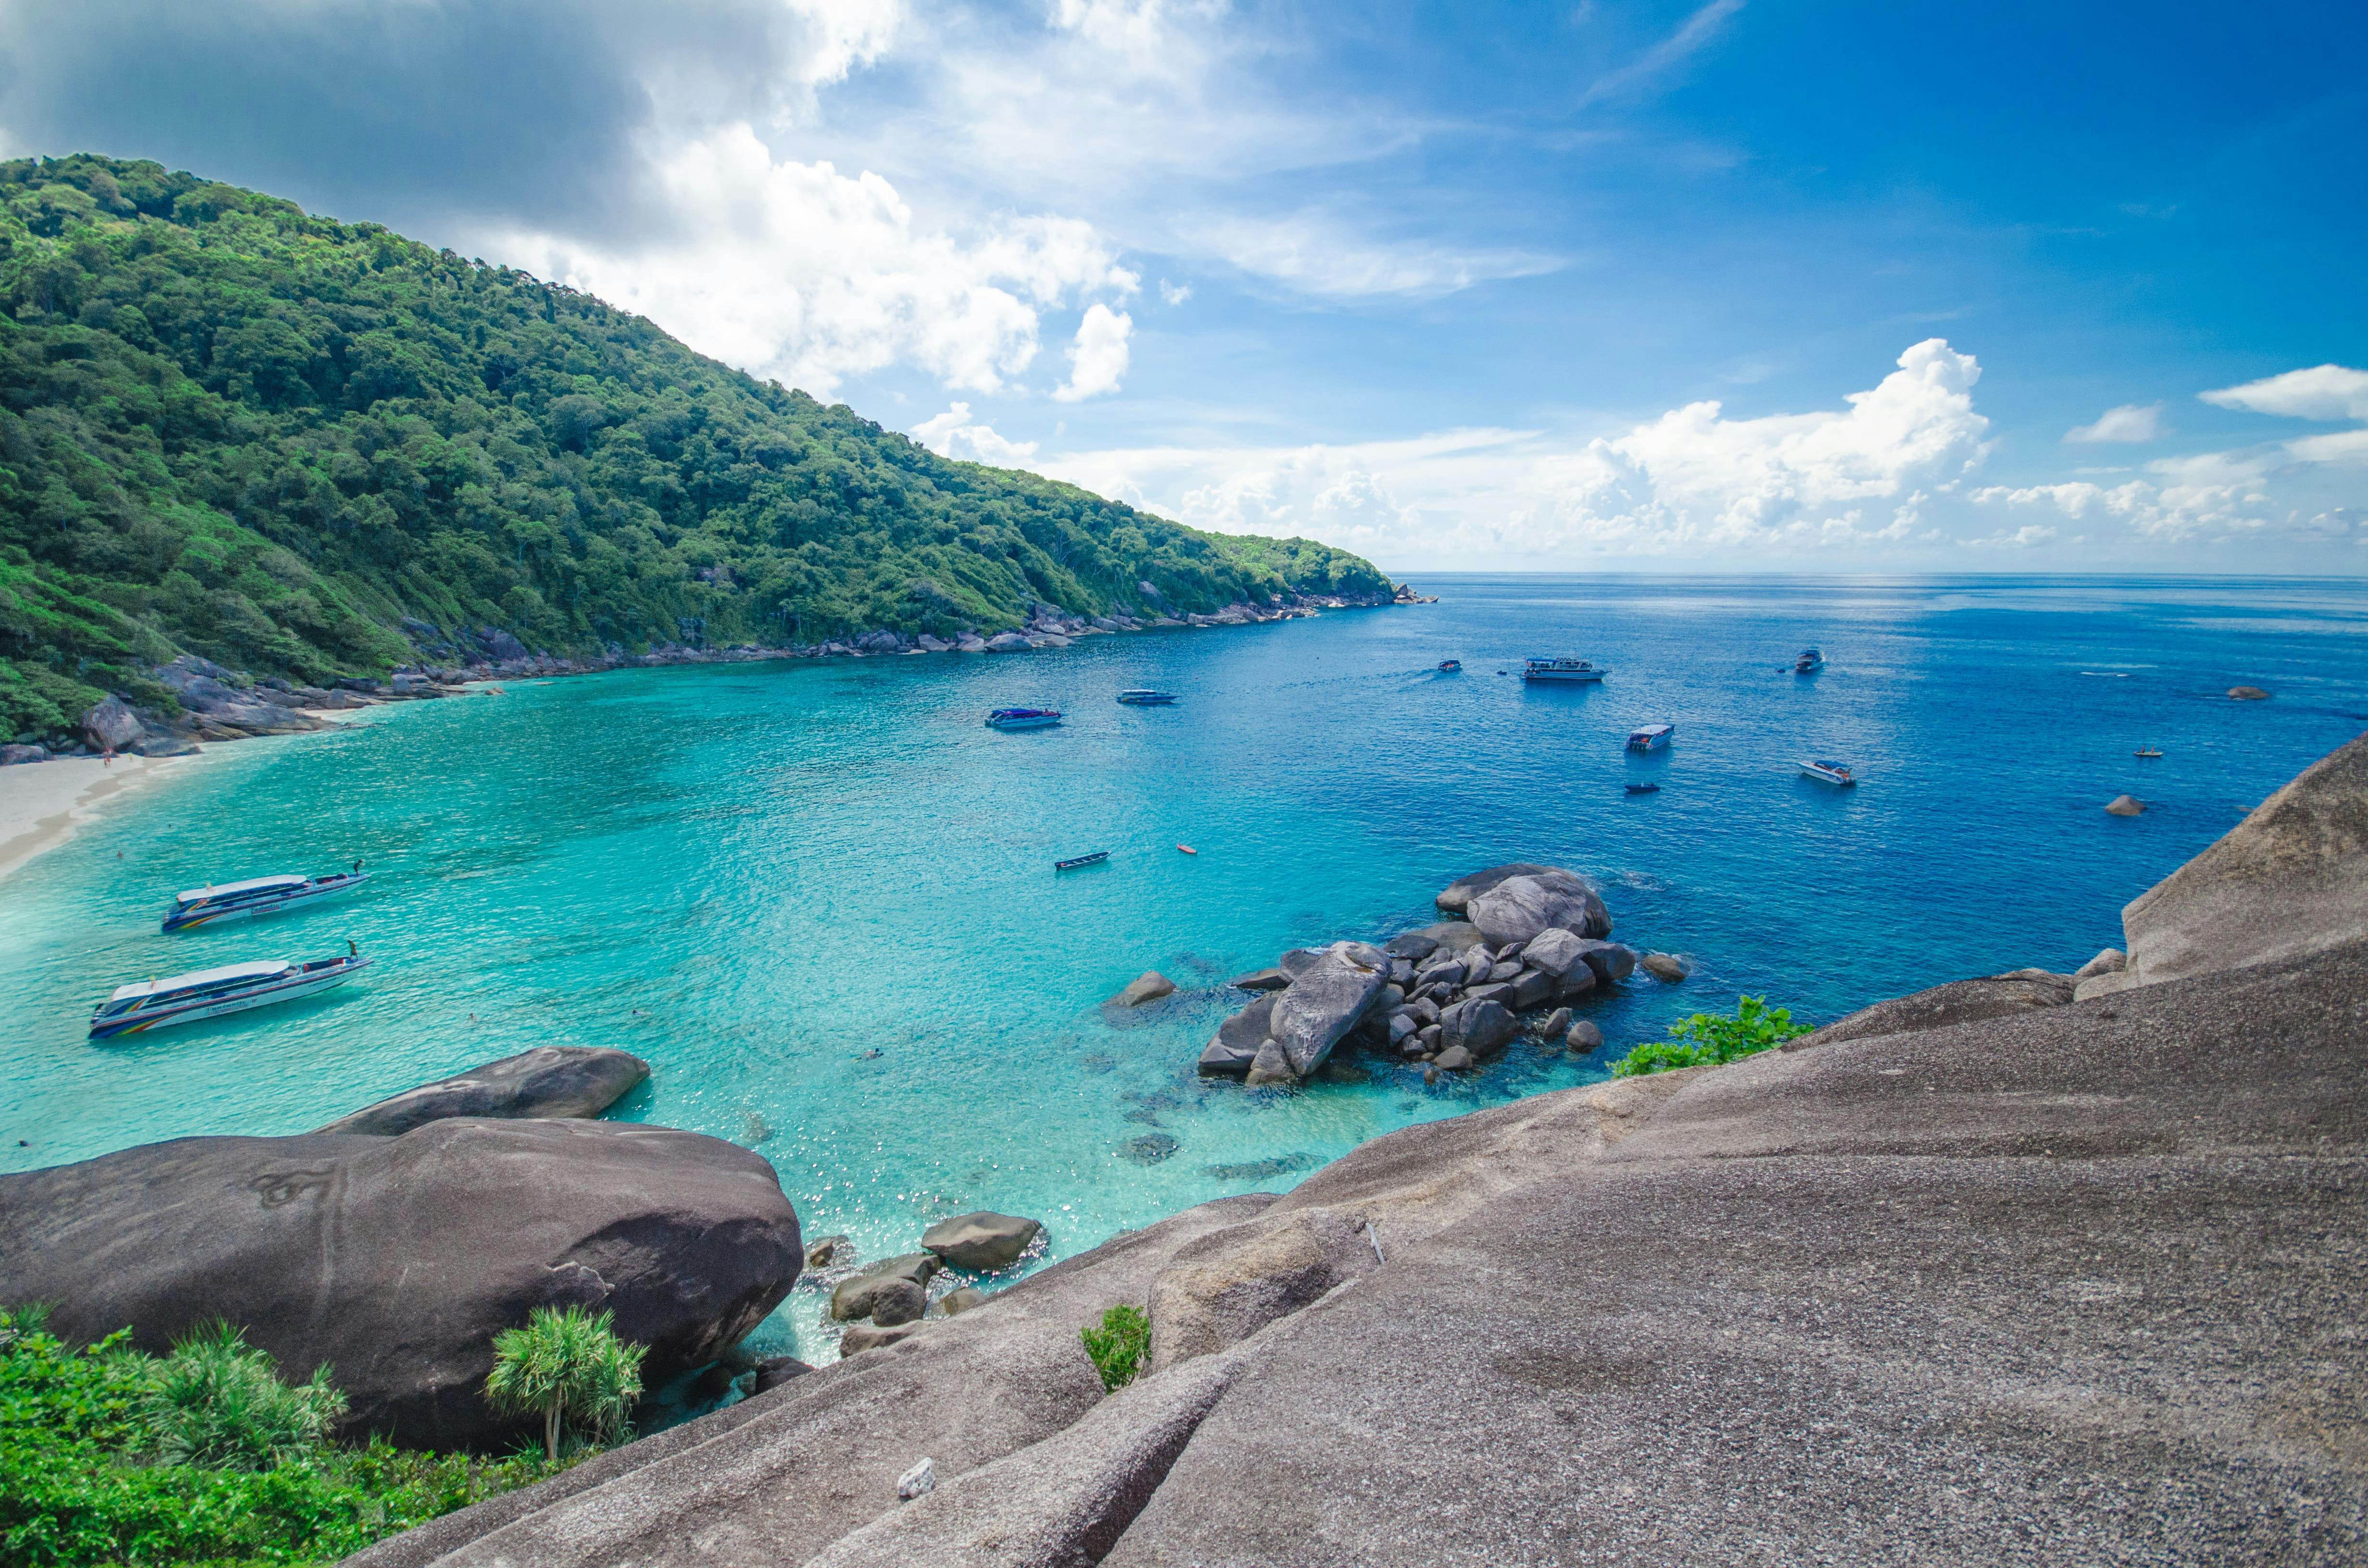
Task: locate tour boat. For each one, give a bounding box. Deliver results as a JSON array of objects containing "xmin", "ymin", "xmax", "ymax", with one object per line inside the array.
[
  {"xmin": 161, "ymin": 864, "xmax": 369, "ymax": 932},
  {"xmin": 89, "ymin": 947, "xmax": 371, "ymax": 1040},
  {"xmin": 1626, "ymin": 723, "xmax": 1674, "ymax": 752},
  {"xmin": 1437, "ymin": 660, "xmax": 1461, "ymax": 673},
  {"xmin": 1055, "ymin": 851, "xmax": 1110, "ymax": 871},
  {"xmin": 1116, "ymin": 690, "xmax": 1177, "ymax": 705},
  {"xmin": 1798, "ymin": 759, "xmax": 1858, "ymax": 787},
  {"xmin": 1794, "ymin": 648, "xmax": 1825, "ymax": 674},
  {"xmin": 1521, "ymin": 657, "xmax": 1607, "ymax": 683},
  {"xmin": 986, "ymin": 708, "xmax": 1063, "ymax": 730}
]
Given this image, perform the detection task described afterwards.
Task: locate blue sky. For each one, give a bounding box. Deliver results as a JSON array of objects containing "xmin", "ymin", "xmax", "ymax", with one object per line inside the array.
[{"xmin": 3, "ymin": 0, "xmax": 2362, "ymax": 570}]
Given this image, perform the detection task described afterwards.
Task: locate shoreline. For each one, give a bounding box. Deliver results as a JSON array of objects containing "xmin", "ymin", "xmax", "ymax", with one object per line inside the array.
[{"xmin": 0, "ymin": 752, "xmax": 205, "ymax": 884}]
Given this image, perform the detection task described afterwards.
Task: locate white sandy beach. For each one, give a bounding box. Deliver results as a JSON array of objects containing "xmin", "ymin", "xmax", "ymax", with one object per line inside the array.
[{"xmin": 0, "ymin": 753, "xmax": 208, "ymax": 883}]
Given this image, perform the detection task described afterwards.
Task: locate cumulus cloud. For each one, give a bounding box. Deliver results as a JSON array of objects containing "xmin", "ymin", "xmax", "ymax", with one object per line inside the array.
[
  {"xmin": 2065, "ymin": 403, "xmax": 2162, "ymax": 443},
  {"xmin": 1159, "ymin": 279, "xmax": 1192, "ymax": 306},
  {"xmin": 494, "ymin": 125, "xmax": 1137, "ymax": 396},
  {"xmin": 1054, "ymin": 304, "xmax": 1134, "ymax": 402},
  {"xmin": 912, "ymin": 403, "xmax": 1040, "ymax": 465},
  {"xmin": 2199, "ymin": 364, "xmax": 2368, "ymax": 422}
]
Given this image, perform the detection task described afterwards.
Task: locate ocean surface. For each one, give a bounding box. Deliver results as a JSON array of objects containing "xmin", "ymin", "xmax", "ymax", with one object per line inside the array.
[{"xmin": 3, "ymin": 574, "xmax": 2363, "ymax": 1360}]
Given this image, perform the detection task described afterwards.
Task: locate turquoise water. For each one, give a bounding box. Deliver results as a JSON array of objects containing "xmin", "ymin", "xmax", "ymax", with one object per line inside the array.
[{"xmin": 3, "ymin": 575, "xmax": 2363, "ymax": 1358}]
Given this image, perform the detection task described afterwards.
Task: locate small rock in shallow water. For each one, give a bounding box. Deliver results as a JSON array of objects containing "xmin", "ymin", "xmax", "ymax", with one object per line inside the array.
[
  {"xmin": 1202, "ymin": 1153, "xmax": 1315, "ymax": 1180},
  {"xmin": 1122, "ymin": 1133, "xmax": 1182, "ymax": 1164},
  {"xmin": 1114, "ymin": 971, "xmax": 1178, "ymax": 1007},
  {"xmin": 921, "ymin": 1211, "xmax": 1042, "ymax": 1272},
  {"xmin": 805, "ymin": 1234, "xmax": 853, "ymax": 1270},
  {"xmin": 2105, "ymin": 795, "xmax": 2146, "ymax": 817},
  {"xmin": 866, "ymin": 1278, "xmax": 926, "ymax": 1326},
  {"xmin": 1227, "ymin": 967, "xmax": 1291, "ymax": 992},
  {"xmin": 2228, "ymin": 686, "xmax": 2269, "ymax": 700},
  {"xmin": 1434, "ymin": 1046, "xmax": 1475, "ymax": 1073},
  {"xmin": 1640, "ymin": 952, "xmax": 1690, "ymax": 982},
  {"xmin": 1567, "ymin": 1020, "xmax": 1604, "ymax": 1054},
  {"xmin": 1539, "ymin": 1007, "xmax": 1573, "ymax": 1040},
  {"xmin": 1244, "ymin": 1040, "xmax": 1295, "ymax": 1089}
]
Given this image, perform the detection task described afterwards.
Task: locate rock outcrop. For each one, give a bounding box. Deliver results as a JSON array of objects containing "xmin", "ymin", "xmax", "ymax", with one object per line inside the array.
[
  {"xmin": 354, "ymin": 741, "xmax": 2368, "ymax": 1565},
  {"xmin": 920, "ymin": 1213, "xmax": 1043, "ymax": 1273},
  {"xmin": 1265, "ymin": 944, "xmax": 1389, "ymax": 1077},
  {"xmin": 314, "ymin": 1047, "xmax": 651, "ymax": 1135},
  {"xmin": 1464, "ymin": 869, "xmax": 1612, "ymax": 946},
  {"xmin": 1786, "ymin": 968, "xmax": 2075, "ymax": 1050},
  {"xmin": 0, "ymin": 1119, "xmax": 801, "ymax": 1450}
]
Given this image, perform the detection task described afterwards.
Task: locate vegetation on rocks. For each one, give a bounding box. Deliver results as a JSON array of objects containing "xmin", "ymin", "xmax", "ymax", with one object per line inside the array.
[
  {"xmin": 0, "ymin": 1304, "xmax": 568, "ymax": 1566},
  {"xmin": 484, "ymin": 1306, "xmax": 644, "ymax": 1462},
  {"xmin": 0, "ymin": 153, "xmax": 1392, "ymax": 743},
  {"xmin": 1612, "ymin": 994, "xmax": 1812, "ymax": 1076},
  {"xmin": 1080, "ymin": 1305, "xmax": 1150, "ymax": 1392}
]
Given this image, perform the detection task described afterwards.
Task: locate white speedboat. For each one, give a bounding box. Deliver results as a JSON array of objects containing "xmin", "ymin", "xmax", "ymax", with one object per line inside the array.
[
  {"xmin": 1793, "ymin": 648, "xmax": 1825, "ymax": 674},
  {"xmin": 89, "ymin": 948, "xmax": 372, "ymax": 1040},
  {"xmin": 1627, "ymin": 723, "xmax": 1674, "ymax": 752},
  {"xmin": 1798, "ymin": 759, "xmax": 1857, "ymax": 787},
  {"xmin": 1522, "ymin": 657, "xmax": 1607, "ymax": 683},
  {"xmin": 985, "ymin": 708, "xmax": 1063, "ymax": 730},
  {"xmin": 161, "ymin": 863, "xmax": 368, "ymax": 932}
]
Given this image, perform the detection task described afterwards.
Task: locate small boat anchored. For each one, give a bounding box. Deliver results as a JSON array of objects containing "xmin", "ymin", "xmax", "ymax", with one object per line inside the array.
[
  {"xmin": 986, "ymin": 708, "xmax": 1063, "ymax": 731},
  {"xmin": 1436, "ymin": 659, "xmax": 1462, "ymax": 673},
  {"xmin": 1793, "ymin": 648, "xmax": 1825, "ymax": 674},
  {"xmin": 1055, "ymin": 851, "xmax": 1110, "ymax": 871},
  {"xmin": 1626, "ymin": 723, "xmax": 1674, "ymax": 753},
  {"xmin": 89, "ymin": 943, "xmax": 371, "ymax": 1040},
  {"xmin": 1625, "ymin": 783, "xmax": 1661, "ymax": 795},
  {"xmin": 2134, "ymin": 746, "xmax": 2164, "ymax": 759},
  {"xmin": 161, "ymin": 863, "xmax": 368, "ymax": 932},
  {"xmin": 1798, "ymin": 759, "xmax": 1858, "ymax": 787},
  {"xmin": 1116, "ymin": 689, "xmax": 1177, "ymax": 706},
  {"xmin": 1521, "ymin": 657, "xmax": 1607, "ymax": 684}
]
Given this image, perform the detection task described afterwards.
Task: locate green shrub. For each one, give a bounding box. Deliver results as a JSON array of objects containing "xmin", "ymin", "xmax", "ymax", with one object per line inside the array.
[
  {"xmin": 1612, "ymin": 995, "xmax": 1813, "ymax": 1077},
  {"xmin": 141, "ymin": 1321, "xmax": 346, "ymax": 1471},
  {"xmin": 0, "ymin": 1307, "xmax": 567, "ymax": 1567},
  {"xmin": 484, "ymin": 1306, "xmax": 644, "ymax": 1461},
  {"xmin": 1080, "ymin": 1306, "xmax": 1150, "ymax": 1392}
]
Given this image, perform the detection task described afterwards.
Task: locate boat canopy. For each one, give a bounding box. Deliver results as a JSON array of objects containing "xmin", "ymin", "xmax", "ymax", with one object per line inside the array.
[
  {"xmin": 1813, "ymin": 759, "xmax": 1849, "ymax": 770},
  {"xmin": 109, "ymin": 960, "xmax": 291, "ymax": 1004},
  {"xmin": 1629, "ymin": 724, "xmax": 1674, "ymax": 740},
  {"xmin": 1526, "ymin": 657, "xmax": 1594, "ymax": 670},
  {"xmin": 174, "ymin": 874, "xmax": 307, "ymax": 906}
]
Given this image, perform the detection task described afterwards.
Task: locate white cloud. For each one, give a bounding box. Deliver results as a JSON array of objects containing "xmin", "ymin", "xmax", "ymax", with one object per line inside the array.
[
  {"xmin": 2199, "ymin": 364, "xmax": 2368, "ymax": 422},
  {"xmin": 911, "ymin": 403, "xmax": 1040, "ymax": 465},
  {"xmin": 1580, "ymin": 0, "xmax": 1748, "ymax": 105},
  {"xmin": 1054, "ymin": 303, "xmax": 1134, "ymax": 402},
  {"xmin": 492, "ymin": 124, "xmax": 1136, "ymax": 396},
  {"xmin": 1159, "ymin": 279, "xmax": 1192, "ymax": 306},
  {"xmin": 1190, "ymin": 211, "xmax": 1562, "ymax": 299},
  {"xmin": 2065, "ymin": 403, "xmax": 2162, "ymax": 443}
]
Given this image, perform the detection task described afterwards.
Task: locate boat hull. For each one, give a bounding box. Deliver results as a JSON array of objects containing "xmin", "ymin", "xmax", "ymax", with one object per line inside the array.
[
  {"xmin": 89, "ymin": 957, "xmax": 371, "ymax": 1040},
  {"xmin": 1115, "ymin": 693, "xmax": 1176, "ymax": 706},
  {"xmin": 162, "ymin": 876, "xmax": 367, "ymax": 932},
  {"xmin": 1522, "ymin": 669, "xmax": 1605, "ymax": 683},
  {"xmin": 986, "ymin": 715, "xmax": 1062, "ymax": 730},
  {"xmin": 1798, "ymin": 764, "xmax": 1856, "ymax": 787}
]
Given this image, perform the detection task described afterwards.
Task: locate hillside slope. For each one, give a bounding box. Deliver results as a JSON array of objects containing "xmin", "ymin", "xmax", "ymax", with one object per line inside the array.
[{"xmin": 0, "ymin": 154, "xmax": 1393, "ymax": 742}]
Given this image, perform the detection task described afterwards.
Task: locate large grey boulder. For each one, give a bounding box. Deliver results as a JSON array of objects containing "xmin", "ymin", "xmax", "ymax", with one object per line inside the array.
[
  {"xmin": 984, "ymin": 632, "xmax": 1033, "ymax": 652},
  {"xmin": 1440, "ymin": 997, "xmax": 1517, "ymax": 1057},
  {"xmin": 1112, "ymin": 971, "xmax": 1178, "ymax": 1007},
  {"xmin": 1788, "ymin": 970, "xmax": 2074, "ymax": 1051},
  {"xmin": 1567, "ymin": 939, "xmax": 1637, "ymax": 984},
  {"xmin": 1435, "ymin": 863, "xmax": 1556, "ymax": 914},
  {"xmin": 1199, "ymin": 993, "xmax": 1279, "ymax": 1078},
  {"xmin": 1267, "ymin": 944, "xmax": 1389, "ymax": 1076},
  {"xmin": 314, "ymin": 1047, "xmax": 651, "ymax": 1135},
  {"xmin": 830, "ymin": 1255, "xmax": 943, "ymax": 1321},
  {"xmin": 81, "ymin": 695, "xmax": 144, "ymax": 751},
  {"xmin": 1466, "ymin": 870, "xmax": 1612, "ymax": 947},
  {"xmin": 0, "ymin": 1119, "xmax": 801, "ymax": 1450},
  {"xmin": 920, "ymin": 1213, "xmax": 1043, "ymax": 1273},
  {"xmin": 2099, "ymin": 731, "xmax": 2368, "ymax": 995}
]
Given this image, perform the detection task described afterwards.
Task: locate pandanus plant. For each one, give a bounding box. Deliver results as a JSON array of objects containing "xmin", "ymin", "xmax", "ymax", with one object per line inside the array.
[{"xmin": 484, "ymin": 1305, "xmax": 645, "ymax": 1460}]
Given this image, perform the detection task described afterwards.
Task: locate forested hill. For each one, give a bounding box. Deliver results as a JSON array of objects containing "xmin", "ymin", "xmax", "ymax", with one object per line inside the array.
[{"xmin": 0, "ymin": 153, "xmax": 1394, "ymax": 741}]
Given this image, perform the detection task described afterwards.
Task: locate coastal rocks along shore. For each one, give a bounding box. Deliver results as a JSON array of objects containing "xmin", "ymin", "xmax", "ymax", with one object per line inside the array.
[
  {"xmin": 350, "ymin": 733, "xmax": 2368, "ymax": 1568},
  {"xmin": 1200, "ymin": 864, "xmax": 1649, "ymax": 1087},
  {"xmin": 814, "ymin": 1211, "xmax": 1049, "ymax": 1357}
]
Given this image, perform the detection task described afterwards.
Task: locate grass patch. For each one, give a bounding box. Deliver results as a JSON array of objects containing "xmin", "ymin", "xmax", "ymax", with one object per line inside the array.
[
  {"xmin": 1, "ymin": 1305, "xmax": 572, "ymax": 1567},
  {"xmin": 1612, "ymin": 994, "xmax": 1813, "ymax": 1077},
  {"xmin": 1080, "ymin": 1306, "xmax": 1150, "ymax": 1392}
]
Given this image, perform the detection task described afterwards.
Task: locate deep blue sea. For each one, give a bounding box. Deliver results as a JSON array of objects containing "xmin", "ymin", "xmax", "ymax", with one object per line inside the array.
[{"xmin": 3, "ymin": 575, "xmax": 2363, "ymax": 1359}]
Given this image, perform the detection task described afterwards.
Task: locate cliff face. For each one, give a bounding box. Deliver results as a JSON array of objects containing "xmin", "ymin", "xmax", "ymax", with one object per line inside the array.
[{"xmin": 358, "ymin": 739, "xmax": 2368, "ymax": 1568}]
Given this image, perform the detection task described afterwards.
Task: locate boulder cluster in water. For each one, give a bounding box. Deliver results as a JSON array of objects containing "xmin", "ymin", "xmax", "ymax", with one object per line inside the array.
[
  {"xmin": 1200, "ymin": 863, "xmax": 1679, "ymax": 1086},
  {"xmin": 808, "ymin": 1211, "xmax": 1047, "ymax": 1358}
]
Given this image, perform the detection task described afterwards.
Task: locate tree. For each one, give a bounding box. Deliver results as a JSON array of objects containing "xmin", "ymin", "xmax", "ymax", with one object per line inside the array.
[{"xmin": 483, "ymin": 1306, "xmax": 645, "ymax": 1460}]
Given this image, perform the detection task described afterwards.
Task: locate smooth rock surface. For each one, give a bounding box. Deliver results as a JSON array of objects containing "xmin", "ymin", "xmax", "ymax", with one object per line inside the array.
[
  {"xmin": 1266, "ymin": 945, "xmax": 1387, "ymax": 1077},
  {"xmin": 921, "ymin": 1213, "xmax": 1043, "ymax": 1273},
  {"xmin": 1224, "ymin": 967, "xmax": 1290, "ymax": 992},
  {"xmin": 1640, "ymin": 952, "xmax": 1690, "ymax": 982},
  {"xmin": 1566, "ymin": 1020, "xmax": 1604, "ymax": 1053},
  {"xmin": 1434, "ymin": 863, "xmax": 1555, "ymax": 913},
  {"xmin": 81, "ymin": 695, "xmax": 145, "ymax": 751},
  {"xmin": 1465, "ymin": 870, "xmax": 1613, "ymax": 947},
  {"xmin": 2106, "ymin": 793, "xmax": 2147, "ymax": 816},
  {"xmin": 1440, "ymin": 997, "xmax": 1517, "ymax": 1057},
  {"xmin": 0, "ymin": 1119, "xmax": 800, "ymax": 1450},
  {"xmin": 1198, "ymin": 993, "xmax": 1278, "ymax": 1078},
  {"xmin": 1114, "ymin": 972, "xmax": 1177, "ymax": 1008},
  {"xmin": 1787, "ymin": 970, "xmax": 2074, "ymax": 1050},
  {"xmin": 315, "ymin": 1047, "xmax": 652, "ymax": 1135}
]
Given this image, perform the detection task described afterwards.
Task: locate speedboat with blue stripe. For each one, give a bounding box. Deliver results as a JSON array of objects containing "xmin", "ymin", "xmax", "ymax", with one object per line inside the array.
[
  {"xmin": 986, "ymin": 708, "xmax": 1063, "ymax": 730},
  {"xmin": 89, "ymin": 945, "xmax": 372, "ymax": 1040},
  {"xmin": 162, "ymin": 863, "xmax": 368, "ymax": 932}
]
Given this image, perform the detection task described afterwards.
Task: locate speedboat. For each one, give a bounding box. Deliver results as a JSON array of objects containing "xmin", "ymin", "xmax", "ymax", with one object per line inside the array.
[
  {"xmin": 1116, "ymin": 690, "xmax": 1177, "ymax": 705},
  {"xmin": 986, "ymin": 708, "xmax": 1063, "ymax": 730},
  {"xmin": 1626, "ymin": 723, "xmax": 1674, "ymax": 752},
  {"xmin": 1799, "ymin": 759, "xmax": 1857, "ymax": 787},
  {"xmin": 89, "ymin": 946, "xmax": 372, "ymax": 1040},
  {"xmin": 161, "ymin": 863, "xmax": 369, "ymax": 932},
  {"xmin": 1437, "ymin": 660, "xmax": 1461, "ymax": 673},
  {"xmin": 1522, "ymin": 657, "xmax": 1607, "ymax": 683},
  {"xmin": 1794, "ymin": 648, "xmax": 1825, "ymax": 674}
]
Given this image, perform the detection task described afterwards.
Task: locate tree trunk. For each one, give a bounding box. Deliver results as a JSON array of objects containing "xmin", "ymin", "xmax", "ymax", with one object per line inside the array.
[{"xmin": 545, "ymin": 1400, "xmax": 561, "ymax": 1461}]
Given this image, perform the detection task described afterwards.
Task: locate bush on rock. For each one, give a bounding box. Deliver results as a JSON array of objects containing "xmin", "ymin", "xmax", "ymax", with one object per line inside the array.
[
  {"xmin": 1081, "ymin": 1306, "xmax": 1150, "ymax": 1392},
  {"xmin": 1613, "ymin": 995, "xmax": 1811, "ymax": 1077}
]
